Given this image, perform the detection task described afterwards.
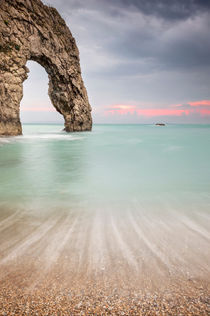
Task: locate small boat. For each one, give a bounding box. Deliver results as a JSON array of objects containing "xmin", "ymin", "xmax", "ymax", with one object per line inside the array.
[{"xmin": 155, "ymin": 123, "xmax": 165, "ymax": 126}]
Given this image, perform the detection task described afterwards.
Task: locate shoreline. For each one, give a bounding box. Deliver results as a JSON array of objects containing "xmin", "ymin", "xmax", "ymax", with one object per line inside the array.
[{"xmin": 0, "ymin": 206, "xmax": 209, "ymax": 314}]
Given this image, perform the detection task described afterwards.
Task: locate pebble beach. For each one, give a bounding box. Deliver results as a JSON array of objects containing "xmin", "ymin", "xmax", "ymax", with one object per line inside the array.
[
  {"xmin": 0, "ymin": 264, "xmax": 209, "ymax": 315},
  {"xmin": 0, "ymin": 205, "xmax": 209, "ymax": 315}
]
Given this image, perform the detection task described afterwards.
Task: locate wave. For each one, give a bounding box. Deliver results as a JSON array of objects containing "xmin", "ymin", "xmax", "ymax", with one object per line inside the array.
[{"xmin": 0, "ymin": 133, "xmax": 84, "ymax": 144}]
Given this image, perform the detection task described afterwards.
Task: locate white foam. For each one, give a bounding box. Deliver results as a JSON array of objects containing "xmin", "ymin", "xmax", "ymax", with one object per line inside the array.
[
  {"xmin": 0, "ymin": 134, "xmax": 84, "ymax": 144},
  {"xmin": 0, "ymin": 216, "xmax": 59, "ymax": 265},
  {"xmin": 17, "ymin": 134, "xmax": 84, "ymax": 141},
  {"xmin": 0, "ymin": 139, "xmax": 11, "ymax": 145}
]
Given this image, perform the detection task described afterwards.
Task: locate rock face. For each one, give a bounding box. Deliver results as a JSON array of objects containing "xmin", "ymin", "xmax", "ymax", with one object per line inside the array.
[{"xmin": 0, "ymin": 0, "xmax": 92, "ymax": 136}]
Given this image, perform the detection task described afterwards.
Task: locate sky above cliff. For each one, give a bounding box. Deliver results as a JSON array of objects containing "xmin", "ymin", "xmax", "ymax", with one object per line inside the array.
[{"xmin": 21, "ymin": 0, "xmax": 210, "ymax": 124}]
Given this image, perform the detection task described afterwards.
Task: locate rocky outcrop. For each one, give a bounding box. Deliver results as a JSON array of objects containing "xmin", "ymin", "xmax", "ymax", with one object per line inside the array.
[{"xmin": 0, "ymin": 0, "xmax": 92, "ymax": 136}]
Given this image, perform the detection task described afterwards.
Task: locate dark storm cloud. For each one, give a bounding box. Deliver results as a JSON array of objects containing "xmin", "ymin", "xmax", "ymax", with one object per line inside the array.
[
  {"xmin": 40, "ymin": 0, "xmax": 210, "ymax": 123},
  {"xmin": 107, "ymin": 12, "xmax": 210, "ymax": 72},
  {"xmin": 118, "ymin": 0, "xmax": 210, "ymax": 20},
  {"xmin": 45, "ymin": 0, "xmax": 210, "ymax": 19},
  {"xmin": 44, "ymin": 0, "xmax": 210, "ymax": 74}
]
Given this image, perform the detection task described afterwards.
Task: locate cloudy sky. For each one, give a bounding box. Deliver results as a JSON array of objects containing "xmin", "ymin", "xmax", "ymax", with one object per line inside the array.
[{"xmin": 21, "ymin": 0, "xmax": 210, "ymax": 124}]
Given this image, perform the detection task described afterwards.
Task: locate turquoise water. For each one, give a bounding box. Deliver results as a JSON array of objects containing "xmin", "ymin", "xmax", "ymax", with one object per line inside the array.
[
  {"xmin": 0, "ymin": 124, "xmax": 210, "ymax": 281},
  {"xmin": 0, "ymin": 124, "xmax": 210, "ymax": 212}
]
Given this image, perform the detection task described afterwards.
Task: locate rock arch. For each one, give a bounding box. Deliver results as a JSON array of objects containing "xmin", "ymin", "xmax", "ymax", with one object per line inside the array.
[{"xmin": 0, "ymin": 0, "xmax": 92, "ymax": 136}]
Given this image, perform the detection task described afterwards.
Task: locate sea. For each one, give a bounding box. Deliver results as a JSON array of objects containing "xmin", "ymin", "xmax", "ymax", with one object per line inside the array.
[
  {"xmin": 0, "ymin": 123, "xmax": 210, "ymax": 284},
  {"xmin": 0, "ymin": 124, "xmax": 210, "ymax": 210}
]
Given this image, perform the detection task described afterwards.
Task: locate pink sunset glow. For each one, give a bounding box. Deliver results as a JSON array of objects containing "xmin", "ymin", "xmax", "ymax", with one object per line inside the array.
[
  {"xmin": 195, "ymin": 108, "xmax": 210, "ymax": 116},
  {"xmin": 106, "ymin": 104, "xmax": 137, "ymax": 115},
  {"xmin": 188, "ymin": 100, "xmax": 210, "ymax": 107},
  {"xmin": 106, "ymin": 106, "xmax": 189, "ymax": 117},
  {"xmin": 136, "ymin": 109, "xmax": 189, "ymax": 117},
  {"xmin": 21, "ymin": 99, "xmax": 210, "ymax": 120},
  {"xmin": 105, "ymin": 100, "xmax": 210, "ymax": 118}
]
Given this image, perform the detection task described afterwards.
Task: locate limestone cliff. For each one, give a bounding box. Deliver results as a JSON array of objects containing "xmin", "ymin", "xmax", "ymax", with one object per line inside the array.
[{"xmin": 0, "ymin": 0, "xmax": 92, "ymax": 135}]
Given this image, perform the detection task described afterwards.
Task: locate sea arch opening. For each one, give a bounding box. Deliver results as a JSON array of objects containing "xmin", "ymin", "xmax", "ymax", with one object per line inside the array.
[{"xmin": 20, "ymin": 60, "xmax": 64, "ymax": 129}]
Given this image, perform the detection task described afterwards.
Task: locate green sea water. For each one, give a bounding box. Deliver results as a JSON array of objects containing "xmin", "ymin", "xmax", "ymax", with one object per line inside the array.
[
  {"xmin": 0, "ymin": 124, "xmax": 210, "ymax": 281},
  {"xmin": 0, "ymin": 124, "xmax": 210, "ymax": 214},
  {"xmin": 0, "ymin": 123, "xmax": 209, "ymax": 213}
]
